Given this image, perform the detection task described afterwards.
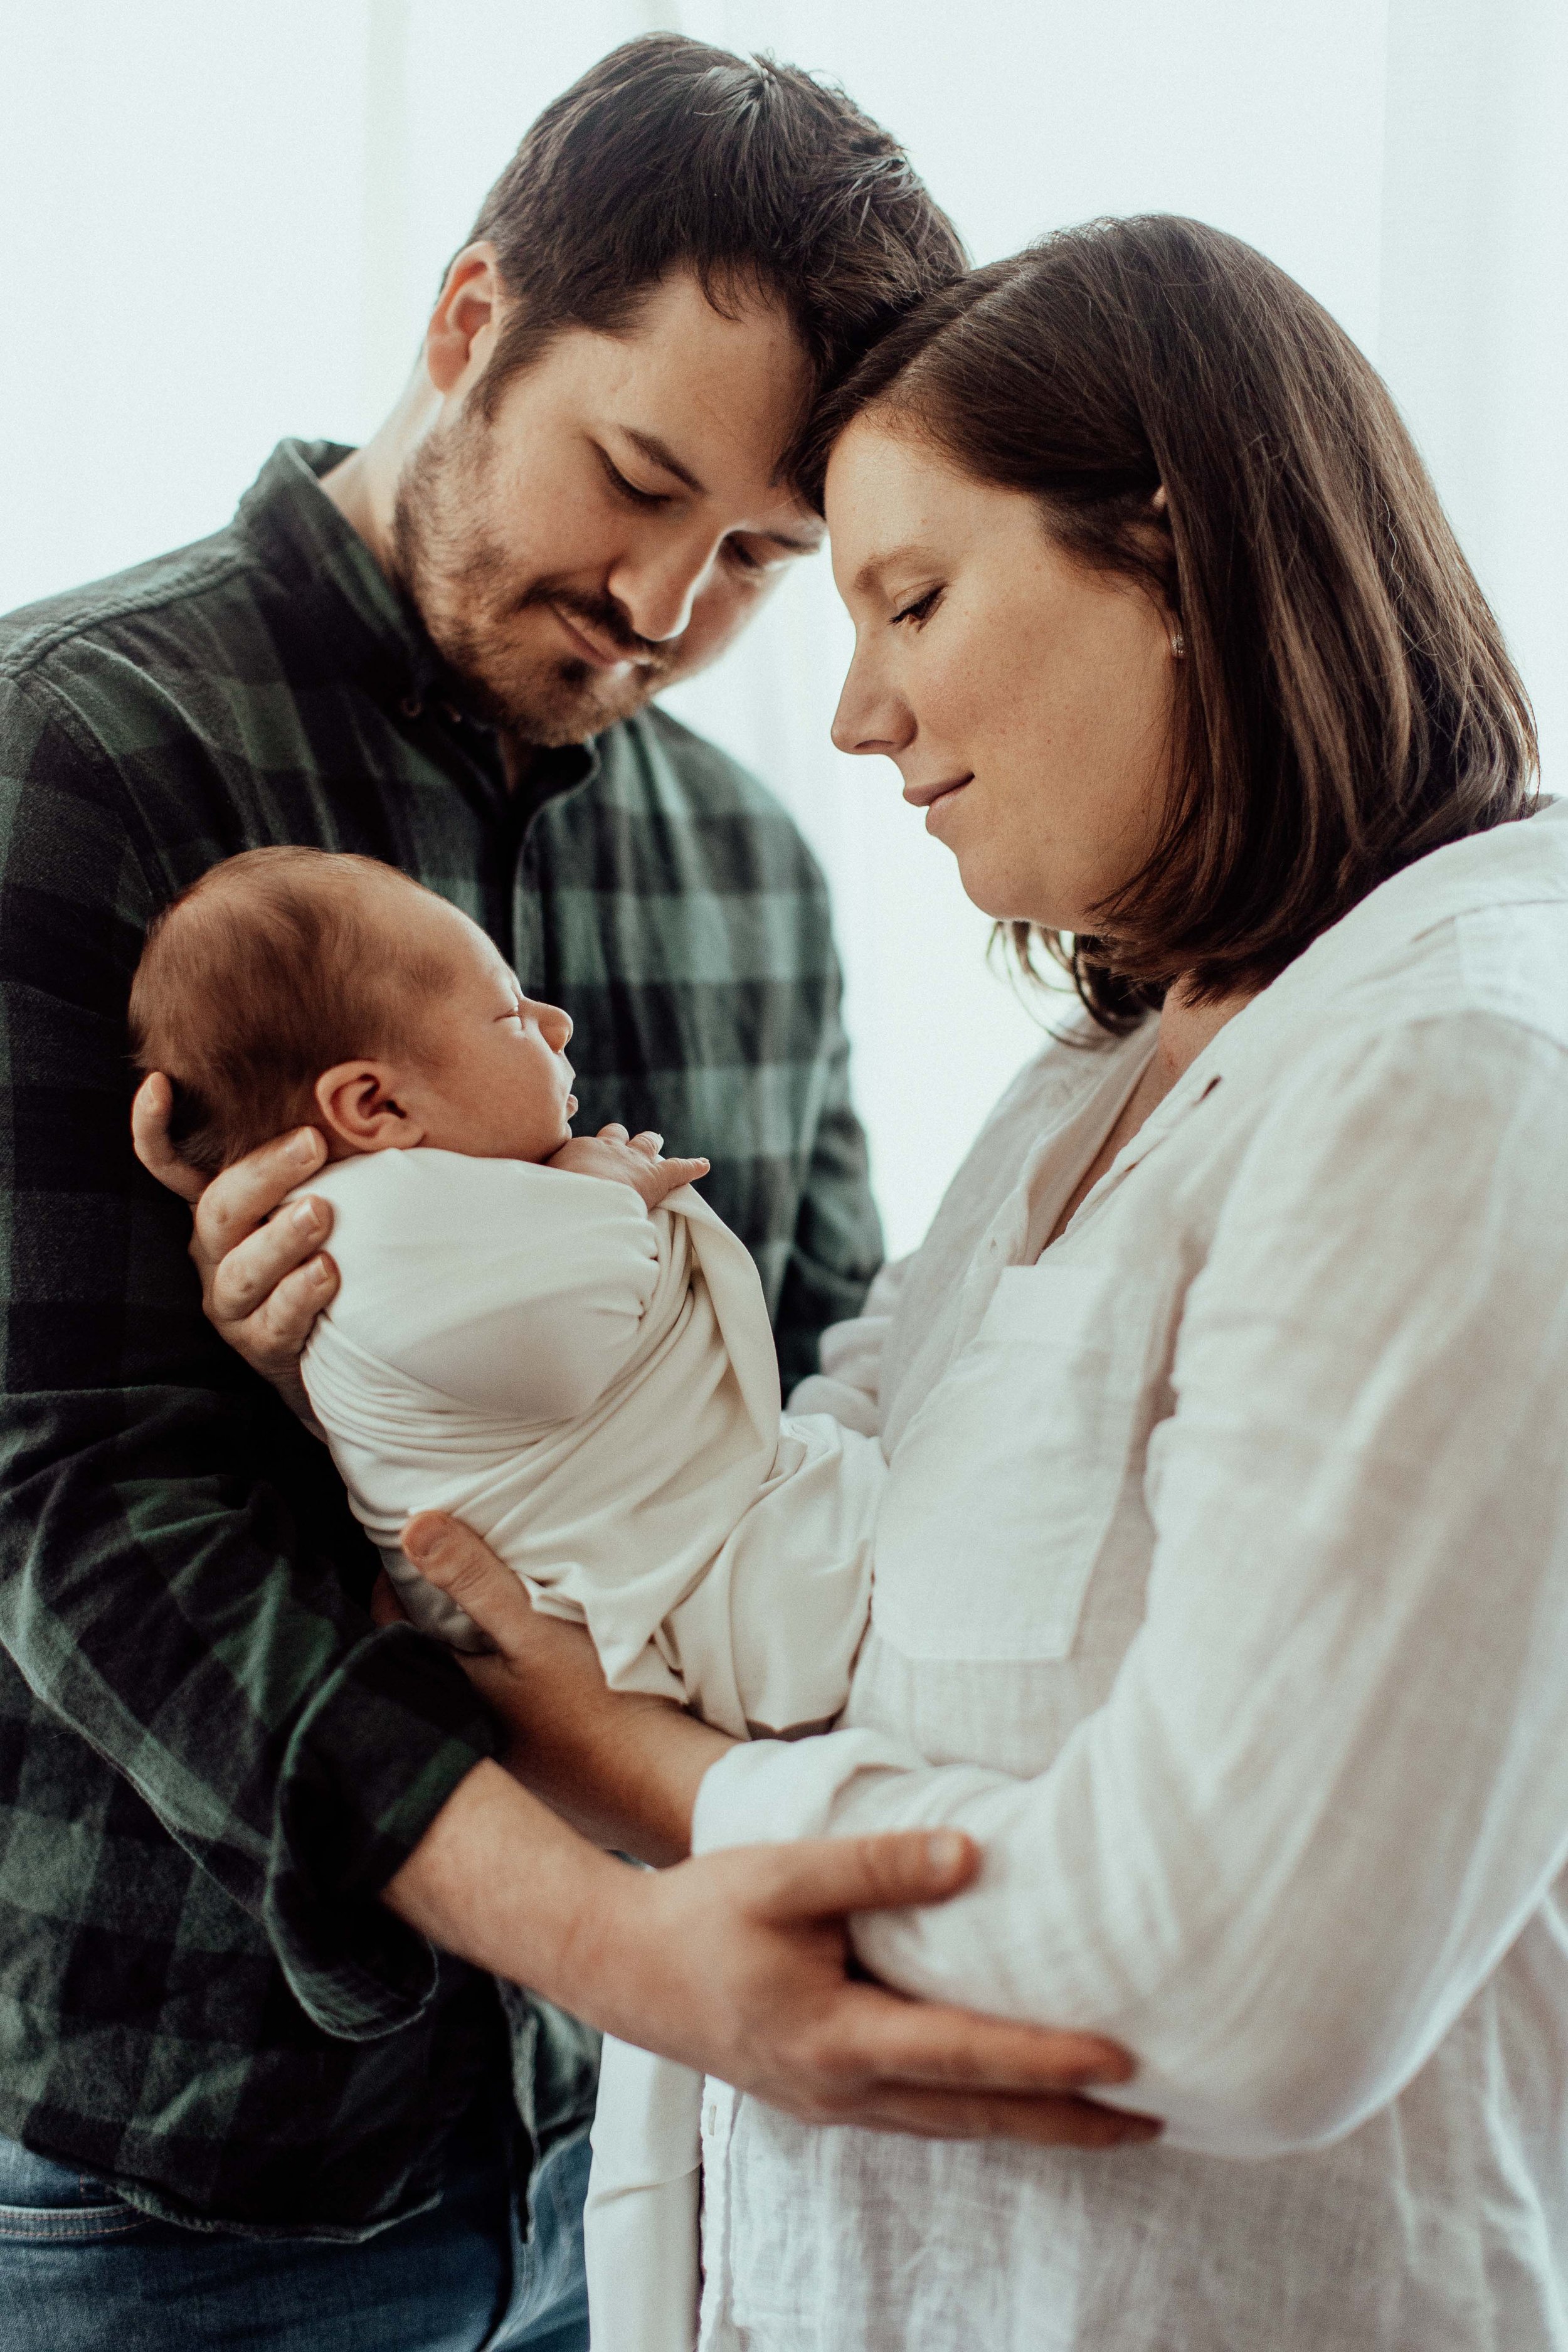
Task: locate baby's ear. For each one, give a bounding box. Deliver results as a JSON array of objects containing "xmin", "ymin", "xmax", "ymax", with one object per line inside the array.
[{"xmin": 313, "ymin": 1062, "xmax": 424, "ymax": 1155}]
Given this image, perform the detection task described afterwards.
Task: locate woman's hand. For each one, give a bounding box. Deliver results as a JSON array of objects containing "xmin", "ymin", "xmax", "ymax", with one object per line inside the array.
[
  {"xmin": 130, "ymin": 1071, "xmax": 339, "ymax": 1418},
  {"xmin": 396, "ymin": 1510, "xmax": 731, "ymax": 1864}
]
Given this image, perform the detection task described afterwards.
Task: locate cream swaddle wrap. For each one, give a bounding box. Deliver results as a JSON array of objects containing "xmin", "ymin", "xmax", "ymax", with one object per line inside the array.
[{"xmin": 296, "ymin": 1147, "xmax": 884, "ymax": 2352}]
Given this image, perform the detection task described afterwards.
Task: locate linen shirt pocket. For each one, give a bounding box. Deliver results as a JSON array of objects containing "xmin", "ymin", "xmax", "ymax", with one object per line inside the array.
[{"xmin": 871, "ymin": 1261, "xmax": 1160, "ymax": 1663}]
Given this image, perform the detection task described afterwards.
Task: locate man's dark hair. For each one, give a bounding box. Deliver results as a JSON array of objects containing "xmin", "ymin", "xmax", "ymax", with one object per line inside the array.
[
  {"xmin": 465, "ymin": 33, "xmax": 965, "ymax": 443},
  {"xmin": 802, "ymin": 216, "xmax": 1539, "ymax": 1031}
]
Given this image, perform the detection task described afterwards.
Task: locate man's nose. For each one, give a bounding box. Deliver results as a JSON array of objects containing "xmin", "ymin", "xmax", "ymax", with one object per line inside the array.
[
  {"xmin": 607, "ymin": 531, "xmax": 717, "ymax": 645},
  {"xmin": 831, "ymin": 651, "xmax": 915, "ymax": 759}
]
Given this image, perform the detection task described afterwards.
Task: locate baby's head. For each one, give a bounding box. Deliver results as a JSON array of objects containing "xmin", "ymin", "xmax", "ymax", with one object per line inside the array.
[{"xmin": 130, "ymin": 847, "xmax": 578, "ymax": 1174}]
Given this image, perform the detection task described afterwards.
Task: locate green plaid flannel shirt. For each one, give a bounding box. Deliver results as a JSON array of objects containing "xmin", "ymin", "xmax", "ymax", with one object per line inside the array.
[{"xmin": 0, "ymin": 440, "xmax": 881, "ymax": 2237}]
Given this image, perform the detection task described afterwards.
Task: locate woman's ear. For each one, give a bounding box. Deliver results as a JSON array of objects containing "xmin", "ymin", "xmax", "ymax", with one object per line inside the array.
[{"xmin": 312, "ymin": 1062, "xmax": 425, "ymax": 1155}]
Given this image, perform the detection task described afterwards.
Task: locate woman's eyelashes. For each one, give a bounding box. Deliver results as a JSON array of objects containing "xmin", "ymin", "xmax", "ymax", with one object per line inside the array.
[{"xmin": 891, "ymin": 585, "xmax": 943, "ymax": 629}]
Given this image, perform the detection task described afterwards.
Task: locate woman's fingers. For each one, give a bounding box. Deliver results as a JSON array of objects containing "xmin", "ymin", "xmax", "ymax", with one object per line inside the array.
[
  {"xmin": 130, "ymin": 1073, "xmax": 205, "ymax": 1203},
  {"xmin": 369, "ymin": 1569, "xmax": 411, "ymax": 1629},
  {"xmin": 191, "ymin": 1127, "xmax": 327, "ymax": 1274},
  {"xmin": 403, "ymin": 1511, "xmax": 539, "ymax": 1655}
]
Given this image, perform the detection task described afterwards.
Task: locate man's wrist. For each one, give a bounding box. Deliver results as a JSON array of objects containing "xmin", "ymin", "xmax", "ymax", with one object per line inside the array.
[{"xmin": 381, "ymin": 1757, "xmax": 629, "ymax": 2010}]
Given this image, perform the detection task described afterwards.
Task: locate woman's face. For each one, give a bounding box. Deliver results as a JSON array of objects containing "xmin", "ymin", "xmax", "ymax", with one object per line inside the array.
[{"xmin": 826, "ymin": 414, "xmax": 1179, "ymax": 932}]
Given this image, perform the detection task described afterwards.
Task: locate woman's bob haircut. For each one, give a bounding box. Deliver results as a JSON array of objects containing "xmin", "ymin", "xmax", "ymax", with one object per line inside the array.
[{"xmin": 801, "ymin": 216, "xmax": 1539, "ymax": 1030}]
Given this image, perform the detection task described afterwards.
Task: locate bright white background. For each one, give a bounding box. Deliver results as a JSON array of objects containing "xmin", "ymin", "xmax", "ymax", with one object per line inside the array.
[{"xmin": 3, "ymin": 0, "xmax": 1563, "ymax": 1252}]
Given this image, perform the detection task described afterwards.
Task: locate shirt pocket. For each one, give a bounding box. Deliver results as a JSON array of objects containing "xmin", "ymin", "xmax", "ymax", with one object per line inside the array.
[{"xmin": 870, "ymin": 1261, "xmax": 1160, "ymax": 1664}]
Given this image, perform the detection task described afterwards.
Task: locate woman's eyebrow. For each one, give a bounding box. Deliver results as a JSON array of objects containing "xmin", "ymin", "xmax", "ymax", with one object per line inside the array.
[{"xmin": 852, "ymin": 541, "xmax": 931, "ymax": 596}]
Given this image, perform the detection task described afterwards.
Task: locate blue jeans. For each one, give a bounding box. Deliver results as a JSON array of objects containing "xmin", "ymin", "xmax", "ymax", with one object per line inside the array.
[{"xmin": 0, "ymin": 2102, "xmax": 590, "ymax": 2352}]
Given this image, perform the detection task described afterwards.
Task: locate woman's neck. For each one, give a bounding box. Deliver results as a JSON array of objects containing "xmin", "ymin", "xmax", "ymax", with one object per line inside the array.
[
  {"xmin": 1151, "ymin": 977, "xmax": 1256, "ymax": 1093},
  {"xmin": 1041, "ymin": 975, "xmax": 1257, "ymax": 1254}
]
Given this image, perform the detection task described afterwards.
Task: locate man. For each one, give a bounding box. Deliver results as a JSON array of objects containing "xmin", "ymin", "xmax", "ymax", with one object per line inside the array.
[{"xmin": 0, "ymin": 36, "xmax": 1143, "ymax": 2352}]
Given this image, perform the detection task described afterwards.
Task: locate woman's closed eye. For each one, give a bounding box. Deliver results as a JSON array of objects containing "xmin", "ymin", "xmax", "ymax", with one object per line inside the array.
[{"xmin": 891, "ymin": 586, "xmax": 943, "ymax": 628}]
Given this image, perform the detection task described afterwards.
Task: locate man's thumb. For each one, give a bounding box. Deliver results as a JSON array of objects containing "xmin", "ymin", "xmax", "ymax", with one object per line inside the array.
[{"xmin": 758, "ymin": 1828, "xmax": 980, "ymax": 1922}]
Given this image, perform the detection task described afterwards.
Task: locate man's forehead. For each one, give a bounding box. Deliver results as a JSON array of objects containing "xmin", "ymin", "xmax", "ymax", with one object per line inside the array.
[{"xmin": 578, "ymin": 273, "xmax": 818, "ymax": 519}]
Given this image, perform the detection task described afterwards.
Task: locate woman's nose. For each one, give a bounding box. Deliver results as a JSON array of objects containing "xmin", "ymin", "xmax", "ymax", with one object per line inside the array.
[{"xmin": 831, "ymin": 652, "xmax": 915, "ymax": 760}]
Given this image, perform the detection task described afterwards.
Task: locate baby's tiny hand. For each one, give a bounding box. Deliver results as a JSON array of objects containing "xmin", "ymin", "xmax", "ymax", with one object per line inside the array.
[{"xmin": 548, "ymin": 1124, "xmax": 710, "ymax": 1210}]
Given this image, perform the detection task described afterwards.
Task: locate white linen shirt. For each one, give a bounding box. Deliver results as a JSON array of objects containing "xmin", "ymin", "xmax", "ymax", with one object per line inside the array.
[{"xmin": 694, "ymin": 802, "xmax": 1568, "ymax": 2352}]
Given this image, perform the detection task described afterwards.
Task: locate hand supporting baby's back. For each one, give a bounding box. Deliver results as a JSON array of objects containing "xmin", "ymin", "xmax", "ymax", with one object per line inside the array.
[{"xmin": 548, "ymin": 1123, "xmax": 709, "ymax": 1212}]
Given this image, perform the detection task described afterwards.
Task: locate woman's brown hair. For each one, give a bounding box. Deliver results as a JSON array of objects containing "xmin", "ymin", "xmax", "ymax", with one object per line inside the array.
[{"xmin": 801, "ymin": 216, "xmax": 1539, "ymax": 1030}]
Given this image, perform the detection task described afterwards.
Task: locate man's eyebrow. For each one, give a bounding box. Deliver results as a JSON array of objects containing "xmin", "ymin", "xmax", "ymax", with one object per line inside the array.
[
  {"xmin": 620, "ymin": 428, "xmax": 706, "ymax": 495},
  {"xmin": 755, "ymin": 526, "xmax": 823, "ymax": 556}
]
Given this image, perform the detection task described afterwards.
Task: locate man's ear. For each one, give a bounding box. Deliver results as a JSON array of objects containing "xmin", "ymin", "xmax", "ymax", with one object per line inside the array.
[
  {"xmin": 313, "ymin": 1063, "xmax": 425, "ymax": 1155},
  {"xmin": 425, "ymin": 241, "xmax": 504, "ymax": 398}
]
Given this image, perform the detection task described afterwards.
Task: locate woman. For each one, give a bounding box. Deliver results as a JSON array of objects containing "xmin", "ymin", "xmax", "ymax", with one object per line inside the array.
[{"xmin": 187, "ymin": 216, "xmax": 1565, "ymax": 2348}]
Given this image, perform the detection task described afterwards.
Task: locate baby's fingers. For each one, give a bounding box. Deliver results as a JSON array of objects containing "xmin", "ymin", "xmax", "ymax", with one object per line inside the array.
[{"xmin": 647, "ymin": 1154, "xmax": 710, "ymax": 1201}]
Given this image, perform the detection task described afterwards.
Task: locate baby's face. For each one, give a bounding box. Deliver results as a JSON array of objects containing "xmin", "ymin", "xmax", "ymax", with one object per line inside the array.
[{"xmin": 321, "ymin": 886, "xmax": 578, "ymax": 1162}]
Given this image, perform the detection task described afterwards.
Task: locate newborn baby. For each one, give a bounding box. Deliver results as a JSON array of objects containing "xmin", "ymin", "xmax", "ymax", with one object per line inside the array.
[{"xmin": 129, "ymin": 845, "xmax": 885, "ymax": 2352}]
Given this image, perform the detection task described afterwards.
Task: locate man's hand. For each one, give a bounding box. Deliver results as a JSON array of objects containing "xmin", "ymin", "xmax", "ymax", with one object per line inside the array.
[
  {"xmin": 130, "ymin": 1072, "xmax": 338, "ymax": 1417},
  {"xmin": 548, "ymin": 1121, "xmax": 709, "ymax": 1212},
  {"xmin": 386, "ymin": 1759, "xmax": 1159, "ymax": 2151},
  {"xmin": 386, "ymin": 1514, "xmax": 1159, "ymax": 2149},
  {"xmin": 591, "ymin": 1829, "xmax": 1158, "ymax": 2146}
]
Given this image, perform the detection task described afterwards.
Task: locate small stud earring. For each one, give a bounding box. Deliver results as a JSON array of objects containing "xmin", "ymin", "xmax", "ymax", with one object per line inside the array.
[{"xmin": 1172, "ymin": 630, "xmax": 1185, "ymax": 659}]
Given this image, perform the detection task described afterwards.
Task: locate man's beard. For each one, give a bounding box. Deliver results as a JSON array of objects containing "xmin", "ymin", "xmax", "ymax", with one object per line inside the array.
[{"xmin": 389, "ymin": 418, "xmax": 674, "ymax": 746}]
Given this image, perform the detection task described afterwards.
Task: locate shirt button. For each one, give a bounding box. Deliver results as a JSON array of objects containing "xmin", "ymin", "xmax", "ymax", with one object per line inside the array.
[{"xmin": 400, "ymin": 694, "xmax": 422, "ymax": 719}]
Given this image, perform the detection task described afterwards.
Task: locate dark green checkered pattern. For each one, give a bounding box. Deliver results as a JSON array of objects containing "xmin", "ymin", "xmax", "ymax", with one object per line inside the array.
[{"xmin": 0, "ymin": 441, "xmax": 882, "ymax": 2237}]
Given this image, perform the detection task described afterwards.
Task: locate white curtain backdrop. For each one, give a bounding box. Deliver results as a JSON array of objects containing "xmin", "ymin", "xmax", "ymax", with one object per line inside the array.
[{"xmin": 3, "ymin": 0, "xmax": 1562, "ymax": 1251}]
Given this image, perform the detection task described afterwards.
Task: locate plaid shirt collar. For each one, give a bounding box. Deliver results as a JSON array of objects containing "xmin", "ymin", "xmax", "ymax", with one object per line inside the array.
[{"xmin": 238, "ymin": 437, "xmax": 598, "ymax": 817}]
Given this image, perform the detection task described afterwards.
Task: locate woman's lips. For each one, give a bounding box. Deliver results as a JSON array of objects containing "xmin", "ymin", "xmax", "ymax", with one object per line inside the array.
[{"xmin": 903, "ymin": 774, "xmax": 973, "ymax": 818}]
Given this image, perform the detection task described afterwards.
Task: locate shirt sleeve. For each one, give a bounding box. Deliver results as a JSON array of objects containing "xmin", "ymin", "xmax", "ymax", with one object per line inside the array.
[
  {"xmin": 0, "ymin": 670, "xmax": 499, "ymax": 2041},
  {"xmin": 772, "ymin": 936, "xmax": 885, "ymax": 1395},
  {"xmin": 785, "ymin": 1253, "xmax": 914, "ymax": 1437},
  {"xmin": 692, "ymin": 1013, "xmax": 1568, "ymax": 2157}
]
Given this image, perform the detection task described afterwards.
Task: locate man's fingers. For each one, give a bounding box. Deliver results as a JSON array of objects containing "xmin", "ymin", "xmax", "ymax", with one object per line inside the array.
[
  {"xmin": 821, "ymin": 1978, "xmax": 1134, "ymax": 2095},
  {"xmin": 751, "ymin": 1828, "xmax": 980, "ymax": 1925},
  {"xmin": 804, "ymin": 2085, "xmax": 1160, "ymax": 2149},
  {"xmin": 402, "ymin": 1512, "xmax": 536, "ymax": 1652},
  {"xmin": 192, "ymin": 1128, "xmax": 327, "ymax": 1261},
  {"xmin": 206, "ymin": 1200, "xmax": 336, "ymax": 1324},
  {"xmin": 130, "ymin": 1073, "xmax": 206, "ymax": 1203},
  {"xmin": 246, "ymin": 1253, "xmax": 339, "ymax": 1363}
]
